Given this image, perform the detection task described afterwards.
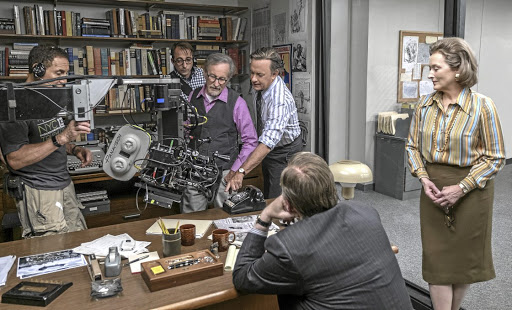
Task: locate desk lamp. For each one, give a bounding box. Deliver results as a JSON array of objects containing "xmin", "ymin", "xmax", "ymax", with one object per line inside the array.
[{"xmin": 329, "ymin": 160, "xmax": 373, "ymax": 200}]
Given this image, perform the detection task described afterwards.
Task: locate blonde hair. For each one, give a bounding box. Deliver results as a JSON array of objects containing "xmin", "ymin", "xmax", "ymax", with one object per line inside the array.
[
  {"xmin": 281, "ymin": 152, "xmax": 338, "ymax": 218},
  {"xmin": 430, "ymin": 37, "xmax": 478, "ymax": 88}
]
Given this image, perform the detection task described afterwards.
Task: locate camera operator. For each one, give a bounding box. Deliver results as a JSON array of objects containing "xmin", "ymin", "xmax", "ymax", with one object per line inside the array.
[{"xmin": 0, "ymin": 45, "xmax": 91, "ymax": 238}]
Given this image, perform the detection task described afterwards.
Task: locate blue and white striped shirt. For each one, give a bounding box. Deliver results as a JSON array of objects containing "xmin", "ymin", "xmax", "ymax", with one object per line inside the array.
[{"xmin": 255, "ymin": 76, "xmax": 301, "ymax": 149}]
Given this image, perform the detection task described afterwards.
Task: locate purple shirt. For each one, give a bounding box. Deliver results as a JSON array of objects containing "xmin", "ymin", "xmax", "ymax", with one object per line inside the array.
[{"xmin": 189, "ymin": 87, "xmax": 257, "ymax": 171}]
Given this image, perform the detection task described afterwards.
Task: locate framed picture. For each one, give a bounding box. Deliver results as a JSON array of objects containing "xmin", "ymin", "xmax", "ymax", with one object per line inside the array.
[{"xmin": 273, "ymin": 44, "xmax": 292, "ymax": 92}]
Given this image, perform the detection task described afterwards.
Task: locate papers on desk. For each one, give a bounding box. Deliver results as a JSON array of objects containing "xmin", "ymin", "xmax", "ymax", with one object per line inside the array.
[
  {"xmin": 146, "ymin": 219, "xmax": 212, "ymax": 238},
  {"xmin": 213, "ymin": 215, "xmax": 279, "ymax": 247},
  {"xmin": 73, "ymin": 233, "xmax": 151, "ymax": 258},
  {"xmin": 16, "ymin": 249, "xmax": 87, "ymax": 279},
  {"xmin": 0, "ymin": 255, "xmax": 16, "ymax": 286},
  {"xmin": 224, "ymin": 245, "xmax": 239, "ymax": 272},
  {"xmin": 128, "ymin": 251, "xmax": 160, "ymax": 274}
]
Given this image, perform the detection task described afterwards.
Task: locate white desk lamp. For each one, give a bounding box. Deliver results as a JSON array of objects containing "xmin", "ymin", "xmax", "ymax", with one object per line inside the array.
[{"xmin": 329, "ymin": 160, "xmax": 373, "ymax": 200}]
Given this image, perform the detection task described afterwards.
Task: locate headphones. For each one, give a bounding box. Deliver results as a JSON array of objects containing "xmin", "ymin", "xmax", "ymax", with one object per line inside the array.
[{"xmin": 32, "ymin": 63, "xmax": 46, "ymax": 79}]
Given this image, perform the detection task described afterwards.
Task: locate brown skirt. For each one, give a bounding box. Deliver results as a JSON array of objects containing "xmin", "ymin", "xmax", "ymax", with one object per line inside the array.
[{"xmin": 420, "ymin": 163, "xmax": 495, "ymax": 284}]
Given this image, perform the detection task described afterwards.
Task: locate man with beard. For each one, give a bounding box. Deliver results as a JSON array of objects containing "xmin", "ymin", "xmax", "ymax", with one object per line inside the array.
[{"xmin": 180, "ymin": 53, "xmax": 257, "ymax": 213}]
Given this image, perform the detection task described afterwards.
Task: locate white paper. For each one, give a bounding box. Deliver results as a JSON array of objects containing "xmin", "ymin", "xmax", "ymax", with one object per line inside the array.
[
  {"xmin": 128, "ymin": 251, "xmax": 159, "ymax": 274},
  {"xmin": 413, "ymin": 63, "xmax": 422, "ymax": 80},
  {"xmin": 252, "ymin": 4, "xmax": 271, "ymax": 51},
  {"xmin": 293, "ymin": 77, "xmax": 310, "ymax": 115},
  {"xmin": 400, "ymin": 72, "xmax": 412, "ymax": 82},
  {"xmin": 73, "ymin": 233, "xmax": 150, "ymax": 258},
  {"xmin": 402, "ymin": 36, "xmax": 419, "ymax": 72},
  {"xmin": 213, "ymin": 215, "xmax": 279, "ymax": 247},
  {"xmin": 419, "ymin": 80, "xmax": 435, "ymax": 96},
  {"xmin": 417, "ymin": 43, "xmax": 431, "ymax": 64},
  {"xmin": 402, "ymin": 81, "xmax": 418, "ymax": 99},
  {"xmin": 425, "ymin": 36, "xmax": 438, "ymax": 44},
  {"xmin": 421, "ymin": 65, "xmax": 430, "ymax": 80},
  {"xmin": 0, "ymin": 255, "xmax": 16, "ymax": 286},
  {"xmin": 273, "ymin": 12, "xmax": 287, "ymax": 45},
  {"xmin": 17, "ymin": 250, "xmax": 87, "ymax": 279}
]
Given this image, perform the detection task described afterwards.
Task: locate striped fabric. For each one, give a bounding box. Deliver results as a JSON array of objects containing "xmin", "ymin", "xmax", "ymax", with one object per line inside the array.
[
  {"xmin": 255, "ymin": 76, "xmax": 301, "ymax": 149},
  {"xmin": 406, "ymin": 88, "xmax": 505, "ymax": 191}
]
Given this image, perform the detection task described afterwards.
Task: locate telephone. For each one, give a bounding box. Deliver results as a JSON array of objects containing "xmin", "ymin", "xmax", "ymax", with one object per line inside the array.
[{"xmin": 223, "ymin": 185, "xmax": 266, "ymax": 214}]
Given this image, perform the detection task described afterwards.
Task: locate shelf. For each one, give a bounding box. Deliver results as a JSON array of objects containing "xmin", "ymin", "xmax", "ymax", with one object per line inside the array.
[
  {"xmin": 19, "ymin": 0, "xmax": 248, "ymax": 15},
  {"xmin": 0, "ymin": 34, "xmax": 247, "ymax": 45}
]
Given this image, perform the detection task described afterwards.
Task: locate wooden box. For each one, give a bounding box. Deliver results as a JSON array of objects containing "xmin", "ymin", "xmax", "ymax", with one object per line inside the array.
[{"xmin": 141, "ymin": 250, "xmax": 223, "ymax": 292}]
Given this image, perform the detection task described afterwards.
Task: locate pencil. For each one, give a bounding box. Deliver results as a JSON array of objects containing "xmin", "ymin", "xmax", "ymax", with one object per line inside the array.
[
  {"xmin": 174, "ymin": 221, "xmax": 180, "ymax": 234},
  {"xmin": 158, "ymin": 218, "xmax": 169, "ymax": 235}
]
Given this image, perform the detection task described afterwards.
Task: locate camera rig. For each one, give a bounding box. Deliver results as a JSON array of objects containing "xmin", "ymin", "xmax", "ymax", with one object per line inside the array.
[{"xmin": 0, "ymin": 76, "xmax": 225, "ymax": 209}]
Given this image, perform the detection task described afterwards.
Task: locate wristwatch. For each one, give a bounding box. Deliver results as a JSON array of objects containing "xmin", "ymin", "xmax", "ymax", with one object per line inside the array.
[
  {"xmin": 256, "ymin": 215, "xmax": 271, "ymax": 228},
  {"xmin": 458, "ymin": 183, "xmax": 469, "ymax": 195},
  {"xmin": 51, "ymin": 135, "xmax": 63, "ymax": 147},
  {"xmin": 238, "ymin": 167, "xmax": 246, "ymax": 175}
]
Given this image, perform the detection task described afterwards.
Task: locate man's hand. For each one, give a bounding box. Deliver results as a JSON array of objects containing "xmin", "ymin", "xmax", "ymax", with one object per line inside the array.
[
  {"xmin": 433, "ymin": 185, "xmax": 464, "ymax": 207},
  {"xmin": 57, "ymin": 120, "xmax": 91, "ymax": 145},
  {"xmin": 75, "ymin": 147, "xmax": 93, "ymax": 167},
  {"xmin": 260, "ymin": 195, "xmax": 297, "ymax": 223},
  {"xmin": 225, "ymin": 171, "xmax": 244, "ymax": 193},
  {"xmin": 420, "ymin": 178, "xmax": 441, "ymax": 202}
]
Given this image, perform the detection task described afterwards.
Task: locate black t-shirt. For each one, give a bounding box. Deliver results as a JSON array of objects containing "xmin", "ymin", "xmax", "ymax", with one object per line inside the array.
[{"xmin": 0, "ymin": 117, "xmax": 70, "ymax": 190}]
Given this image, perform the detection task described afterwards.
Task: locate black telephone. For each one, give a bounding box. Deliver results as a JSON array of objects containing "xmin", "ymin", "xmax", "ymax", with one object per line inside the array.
[{"xmin": 223, "ymin": 185, "xmax": 266, "ymax": 214}]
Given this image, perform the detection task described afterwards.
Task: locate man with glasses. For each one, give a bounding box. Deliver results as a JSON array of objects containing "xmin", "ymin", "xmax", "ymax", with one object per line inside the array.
[
  {"xmin": 0, "ymin": 45, "xmax": 91, "ymax": 237},
  {"xmin": 180, "ymin": 53, "xmax": 258, "ymax": 213},
  {"xmin": 226, "ymin": 47, "xmax": 302, "ymax": 199},
  {"xmin": 170, "ymin": 42, "xmax": 206, "ymax": 102}
]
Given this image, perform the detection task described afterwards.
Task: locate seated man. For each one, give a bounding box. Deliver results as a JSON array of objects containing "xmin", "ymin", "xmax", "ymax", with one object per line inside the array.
[{"xmin": 233, "ymin": 152, "xmax": 413, "ymax": 309}]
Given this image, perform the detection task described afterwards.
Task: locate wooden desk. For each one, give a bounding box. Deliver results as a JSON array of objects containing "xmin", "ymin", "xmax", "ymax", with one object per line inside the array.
[{"xmin": 0, "ymin": 209, "xmax": 278, "ymax": 310}]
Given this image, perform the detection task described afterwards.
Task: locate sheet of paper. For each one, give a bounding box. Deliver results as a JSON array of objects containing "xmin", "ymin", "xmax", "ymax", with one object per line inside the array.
[
  {"xmin": 16, "ymin": 249, "xmax": 87, "ymax": 279},
  {"xmin": 128, "ymin": 251, "xmax": 159, "ymax": 274},
  {"xmin": 400, "ymin": 72, "xmax": 412, "ymax": 82},
  {"xmin": 420, "ymin": 80, "xmax": 435, "ymax": 96},
  {"xmin": 0, "ymin": 255, "xmax": 16, "ymax": 286},
  {"xmin": 213, "ymin": 215, "xmax": 279, "ymax": 246},
  {"xmin": 73, "ymin": 233, "xmax": 150, "ymax": 258},
  {"xmin": 146, "ymin": 219, "xmax": 212, "ymax": 238},
  {"xmin": 413, "ymin": 63, "xmax": 422, "ymax": 80},
  {"xmin": 402, "ymin": 36, "xmax": 419, "ymax": 72},
  {"xmin": 425, "ymin": 36, "xmax": 438, "ymax": 44},
  {"xmin": 402, "ymin": 81, "xmax": 418, "ymax": 99}
]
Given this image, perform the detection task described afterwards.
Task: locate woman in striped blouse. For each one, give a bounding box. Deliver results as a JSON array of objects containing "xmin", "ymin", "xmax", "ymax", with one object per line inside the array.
[{"xmin": 406, "ymin": 37, "xmax": 505, "ymax": 310}]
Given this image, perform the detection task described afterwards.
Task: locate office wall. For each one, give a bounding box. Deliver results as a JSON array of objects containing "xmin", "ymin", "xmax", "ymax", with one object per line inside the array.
[{"xmin": 465, "ymin": 0, "xmax": 512, "ymax": 159}]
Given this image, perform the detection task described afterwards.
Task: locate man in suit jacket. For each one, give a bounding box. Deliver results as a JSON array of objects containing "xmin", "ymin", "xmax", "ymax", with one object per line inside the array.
[{"xmin": 232, "ymin": 152, "xmax": 412, "ymax": 309}]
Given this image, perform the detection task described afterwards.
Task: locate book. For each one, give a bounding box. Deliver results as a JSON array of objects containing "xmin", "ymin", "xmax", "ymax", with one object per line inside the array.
[
  {"xmin": 146, "ymin": 219, "xmax": 212, "ymax": 238},
  {"xmin": 13, "ymin": 5, "xmax": 21, "ymax": 34}
]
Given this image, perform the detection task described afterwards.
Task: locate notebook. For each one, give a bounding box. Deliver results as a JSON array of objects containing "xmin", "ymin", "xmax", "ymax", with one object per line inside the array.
[
  {"xmin": 146, "ymin": 219, "xmax": 213, "ymax": 238},
  {"xmin": 128, "ymin": 251, "xmax": 160, "ymax": 274}
]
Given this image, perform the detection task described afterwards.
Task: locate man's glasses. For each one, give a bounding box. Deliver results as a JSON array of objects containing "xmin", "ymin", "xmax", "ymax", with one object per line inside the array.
[
  {"xmin": 207, "ymin": 74, "xmax": 228, "ymax": 85},
  {"xmin": 174, "ymin": 57, "xmax": 193, "ymax": 65},
  {"xmin": 443, "ymin": 206, "xmax": 455, "ymax": 231}
]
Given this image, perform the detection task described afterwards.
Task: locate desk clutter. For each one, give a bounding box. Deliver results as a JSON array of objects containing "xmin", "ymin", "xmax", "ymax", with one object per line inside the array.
[
  {"xmin": 141, "ymin": 250, "xmax": 223, "ymax": 292},
  {"xmin": 377, "ymin": 111, "xmax": 411, "ymax": 137}
]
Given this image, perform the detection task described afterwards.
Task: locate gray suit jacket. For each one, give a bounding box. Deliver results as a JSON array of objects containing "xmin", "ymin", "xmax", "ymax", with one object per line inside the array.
[{"xmin": 232, "ymin": 201, "xmax": 412, "ymax": 310}]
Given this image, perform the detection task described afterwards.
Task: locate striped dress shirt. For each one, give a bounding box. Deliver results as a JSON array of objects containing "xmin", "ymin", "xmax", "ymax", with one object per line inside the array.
[
  {"xmin": 255, "ymin": 76, "xmax": 301, "ymax": 149},
  {"xmin": 406, "ymin": 88, "xmax": 506, "ymax": 191}
]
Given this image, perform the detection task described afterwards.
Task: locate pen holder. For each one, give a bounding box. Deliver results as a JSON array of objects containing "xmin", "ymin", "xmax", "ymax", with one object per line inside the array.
[{"xmin": 162, "ymin": 231, "xmax": 181, "ymax": 257}]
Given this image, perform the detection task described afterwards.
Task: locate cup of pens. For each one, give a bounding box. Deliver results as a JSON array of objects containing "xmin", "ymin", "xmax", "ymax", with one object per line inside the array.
[{"xmin": 159, "ymin": 218, "xmax": 181, "ymax": 257}]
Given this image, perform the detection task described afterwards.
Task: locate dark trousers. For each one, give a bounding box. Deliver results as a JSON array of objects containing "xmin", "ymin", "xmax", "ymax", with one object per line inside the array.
[{"xmin": 262, "ymin": 137, "xmax": 303, "ymax": 199}]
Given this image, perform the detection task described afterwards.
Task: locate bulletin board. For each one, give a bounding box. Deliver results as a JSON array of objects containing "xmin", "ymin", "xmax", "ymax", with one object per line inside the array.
[{"xmin": 397, "ymin": 30, "xmax": 443, "ymax": 103}]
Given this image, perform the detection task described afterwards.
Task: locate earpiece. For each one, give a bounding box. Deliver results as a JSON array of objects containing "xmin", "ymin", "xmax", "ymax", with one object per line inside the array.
[{"xmin": 32, "ymin": 63, "xmax": 46, "ymax": 79}]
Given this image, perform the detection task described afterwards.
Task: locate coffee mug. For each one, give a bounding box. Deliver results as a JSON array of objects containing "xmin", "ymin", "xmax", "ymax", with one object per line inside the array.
[
  {"xmin": 179, "ymin": 224, "xmax": 196, "ymax": 246},
  {"xmin": 212, "ymin": 229, "xmax": 236, "ymax": 252}
]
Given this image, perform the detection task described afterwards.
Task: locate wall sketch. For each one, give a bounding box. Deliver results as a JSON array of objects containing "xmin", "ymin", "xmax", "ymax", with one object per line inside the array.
[
  {"xmin": 293, "ymin": 76, "xmax": 310, "ymax": 115},
  {"xmin": 290, "ymin": 0, "xmax": 306, "ymax": 34},
  {"xmin": 272, "ymin": 12, "xmax": 287, "ymax": 45},
  {"xmin": 292, "ymin": 41, "xmax": 307, "ymax": 72},
  {"xmin": 402, "ymin": 36, "xmax": 418, "ymax": 72}
]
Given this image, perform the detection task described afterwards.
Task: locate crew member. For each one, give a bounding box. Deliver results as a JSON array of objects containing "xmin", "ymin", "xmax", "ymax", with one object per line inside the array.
[
  {"xmin": 226, "ymin": 47, "xmax": 302, "ymax": 198},
  {"xmin": 233, "ymin": 152, "xmax": 413, "ymax": 309},
  {"xmin": 0, "ymin": 45, "xmax": 91, "ymax": 238},
  {"xmin": 170, "ymin": 42, "xmax": 206, "ymax": 102},
  {"xmin": 181, "ymin": 53, "xmax": 257, "ymax": 213}
]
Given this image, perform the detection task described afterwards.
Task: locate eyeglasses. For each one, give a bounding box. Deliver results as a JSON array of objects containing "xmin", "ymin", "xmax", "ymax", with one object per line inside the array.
[
  {"xmin": 443, "ymin": 206, "xmax": 455, "ymax": 231},
  {"xmin": 207, "ymin": 74, "xmax": 228, "ymax": 85},
  {"xmin": 174, "ymin": 57, "xmax": 193, "ymax": 65}
]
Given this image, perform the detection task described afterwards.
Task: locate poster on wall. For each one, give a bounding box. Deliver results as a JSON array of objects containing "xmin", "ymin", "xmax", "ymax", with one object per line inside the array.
[
  {"xmin": 273, "ymin": 44, "xmax": 292, "ymax": 91},
  {"xmin": 272, "ymin": 12, "xmax": 287, "ymax": 45},
  {"xmin": 292, "ymin": 76, "xmax": 310, "ymax": 116},
  {"xmin": 298, "ymin": 119, "xmax": 311, "ymax": 152},
  {"xmin": 251, "ymin": 3, "xmax": 271, "ymax": 52},
  {"xmin": 292, "ymin": 41, "xmax": 307, "ymax": 72},
  {"xmin": 289, "ymin": 0, "xmax": 307, "ymax": 40}
]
